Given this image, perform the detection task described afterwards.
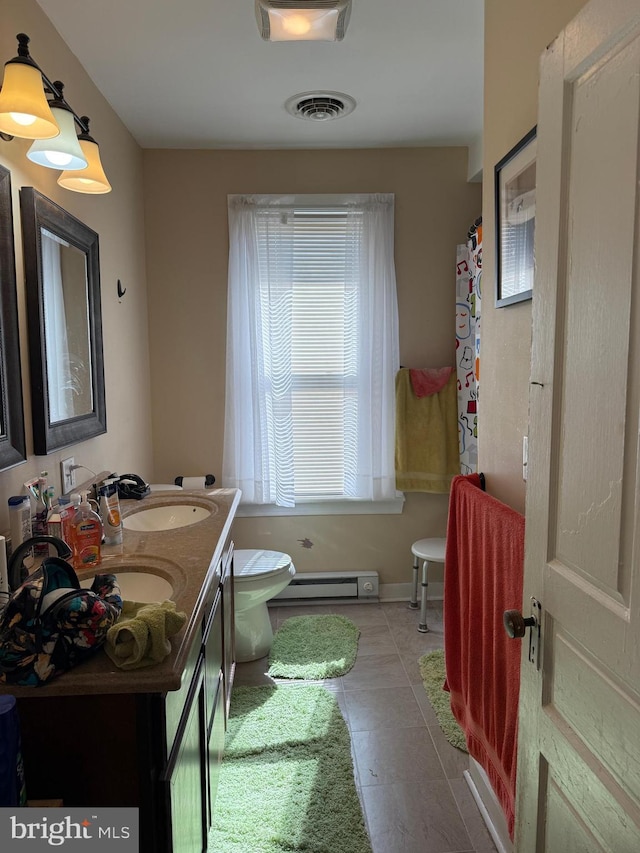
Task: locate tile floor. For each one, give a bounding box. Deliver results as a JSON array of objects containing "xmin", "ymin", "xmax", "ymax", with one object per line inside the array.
[{"xmin": 234, "ymin": 599, "xmax": 498, "ymax": 853}]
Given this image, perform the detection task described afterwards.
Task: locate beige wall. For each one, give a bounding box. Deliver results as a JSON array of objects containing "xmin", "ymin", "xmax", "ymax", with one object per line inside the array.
[
  {"xmin": 1, "ymin": 0, "xmax": 594, "ymax": 585},
  {"xmin": 0, "ymin": 0, "xmax": 153, "ymax": 533},
  {"xmin": 481, "ymin": 0, "xmax": 589, "ymax": 512},
  {"xmin": 143, "ymin": 148, "xmax": 481, "ymax": 585}
]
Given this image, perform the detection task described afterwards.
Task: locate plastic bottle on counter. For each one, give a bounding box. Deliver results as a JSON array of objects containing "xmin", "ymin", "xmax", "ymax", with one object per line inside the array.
[
  {"xmin": 69, "ymin": 491, "xmax": 103, "ymax": 570},
  {"xmin": 47, "ymin": 496, "xmax": 71, "ymax": 555},
  {"xmin": 97, "ymin": 479, "xmax": 123, "ymax": 545},
  {"xmin": 8, "ymin": 496, "xmax": 32, "ymax": 559},
  {"xmin": 60, "ymin": 494, "xmax": 80, "ymax": 548},
  {"xmin": 0, "ymin": 535, "xmax": 8, "ymax": 608}
]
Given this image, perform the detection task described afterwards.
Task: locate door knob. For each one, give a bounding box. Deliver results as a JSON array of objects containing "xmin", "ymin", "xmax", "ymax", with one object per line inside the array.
[{"xmin": 503, "ymin": 609, "xmax": 536, "ymax": 639}]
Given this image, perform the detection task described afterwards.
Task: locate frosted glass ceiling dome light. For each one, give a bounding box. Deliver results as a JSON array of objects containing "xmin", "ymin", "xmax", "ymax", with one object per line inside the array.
[
  {"xmin": 57, "ymin": 118, "xmax": 112, "ymax": 194},
  {"xmin": 0, "ymin": 35, "xmax": 59, "ymax": 140},
  {"xmin": 255, "ymin": 0, "xmax": 352, "ymax": 42},
  {"xmin": 27, "ymin": 87, "xmax": 88, "ymax": 170}
]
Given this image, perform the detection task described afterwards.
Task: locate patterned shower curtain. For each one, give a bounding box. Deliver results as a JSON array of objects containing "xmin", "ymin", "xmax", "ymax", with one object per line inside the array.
[{"xmin": 455, "ymin": 219, "xmax": 482, "ymax": 474}]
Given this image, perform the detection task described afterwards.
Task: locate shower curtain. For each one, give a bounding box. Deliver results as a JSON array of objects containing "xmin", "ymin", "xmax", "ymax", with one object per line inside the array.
[{"xmin": 455, "ymin": 219, "xmax": 482, "ymax": 474}]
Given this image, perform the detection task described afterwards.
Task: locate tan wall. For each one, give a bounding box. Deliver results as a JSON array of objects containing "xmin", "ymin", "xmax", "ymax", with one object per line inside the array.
[
  {"xmin": 0, "ymin": 0, "xmax": 153, "ymax": 533},
  {"xmin": 481, "ymin": 0, "xmax": 589, "ymax": 512},
  {"xmin": 143, "ymin": 148, "xmax": 481, "ymax": 586}
]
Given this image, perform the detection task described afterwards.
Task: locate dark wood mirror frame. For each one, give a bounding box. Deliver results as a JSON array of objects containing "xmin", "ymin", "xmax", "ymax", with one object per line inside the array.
[
  {"xmin": 0, "ymin": 165, "xmax": 26, "ymax": 470},
  {"xmin": 20, "ymin": 187, "xmax": 106, "ymax": 454}
]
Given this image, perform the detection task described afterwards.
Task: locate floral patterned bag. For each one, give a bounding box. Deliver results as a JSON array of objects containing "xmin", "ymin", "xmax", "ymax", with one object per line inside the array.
[{"xmin": 0, "ymin": 557, "xmax": 122, "ymax": 687}]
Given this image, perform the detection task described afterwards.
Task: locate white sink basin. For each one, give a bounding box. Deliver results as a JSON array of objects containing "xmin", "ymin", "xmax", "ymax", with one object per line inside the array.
[
  {"xmin": 123, "ymin": 503, "xmax": 211, "ymax": 532},
  {"xmin": 82, "ymin": 571, "xmax": 173, "ymax": 602}
]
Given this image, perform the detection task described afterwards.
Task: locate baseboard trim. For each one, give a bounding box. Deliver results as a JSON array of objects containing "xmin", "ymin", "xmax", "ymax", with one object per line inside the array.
[
  {"xmin": 464, "ymin": 760, "xmax": 512, "ymax": 853},
  {"xmin": 380, "ymin": 581, "xmax": 443, "ymax": 602}
]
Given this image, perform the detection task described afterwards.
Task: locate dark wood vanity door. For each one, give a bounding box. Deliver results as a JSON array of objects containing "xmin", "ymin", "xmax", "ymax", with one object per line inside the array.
[
  {"xmin": 163, "ymin": 659, "xmax": 207, "ymax": 853},
  {"xmin": 221, "ymin": 551, "xmax": 235, "ymax": 721}
]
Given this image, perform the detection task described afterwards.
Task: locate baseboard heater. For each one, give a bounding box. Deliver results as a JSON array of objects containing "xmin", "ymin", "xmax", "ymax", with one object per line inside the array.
[{"xmin": 273, "ymin": 571, "xmax": 379, "ymax": 603}]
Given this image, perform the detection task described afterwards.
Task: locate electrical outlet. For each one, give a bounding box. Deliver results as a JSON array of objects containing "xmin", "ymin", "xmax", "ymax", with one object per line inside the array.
[{"xmin": 61, "ymin": 457, "xmax": 76, "ymax": 493}]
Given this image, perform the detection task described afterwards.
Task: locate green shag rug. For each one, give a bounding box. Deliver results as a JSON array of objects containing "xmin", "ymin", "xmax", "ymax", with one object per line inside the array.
[
  {"xmin": 267, "ymin": 614, "xmax": 359, "ymax": 679},
  {"xmin": 418, "ymin": 649, "xmax": 468, "ymax": 753},
  {"xmin": 209, "ymin": 685, "xmax": 372, "ymax": 853}
]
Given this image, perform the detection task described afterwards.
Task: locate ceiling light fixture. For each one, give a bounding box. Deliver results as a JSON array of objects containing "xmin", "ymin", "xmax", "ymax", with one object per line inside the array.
[
  {"xmin": 0, "ymin": 34, "xmax": 111, "ymax": 194},
  {"xmin": 255, "ymin": 0, "xmax": 352, "ymax": 42}
]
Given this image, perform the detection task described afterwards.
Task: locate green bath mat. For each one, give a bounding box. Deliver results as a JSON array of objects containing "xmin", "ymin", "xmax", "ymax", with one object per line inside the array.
[
  {"xmin": 210, "ymin": 685, "xmax": 372, "ymax": 853},
  {"xmin": 267, "ymin": 614, "xmax": 359, "ymax": 679},
  {"xmin": 418, "ymin": 649, "xmax": 468, "ymax": 752}
]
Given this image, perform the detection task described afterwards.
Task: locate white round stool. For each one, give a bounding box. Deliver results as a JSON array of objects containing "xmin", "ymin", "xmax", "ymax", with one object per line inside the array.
[{"xmin": 409, "ymin": 537, "xmax": 446, "ymax": 633}]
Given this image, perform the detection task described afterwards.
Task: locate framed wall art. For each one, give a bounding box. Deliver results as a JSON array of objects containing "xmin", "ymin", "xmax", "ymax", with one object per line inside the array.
[{"xmin": 495, "ymin": 126, "xmax": 537, "ymax": 307}]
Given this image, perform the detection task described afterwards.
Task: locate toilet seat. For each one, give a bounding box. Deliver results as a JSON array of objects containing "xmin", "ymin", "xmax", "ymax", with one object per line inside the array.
[{"xmin": 234, "ymin": 549, "xmax": 293, "ymax": 581}]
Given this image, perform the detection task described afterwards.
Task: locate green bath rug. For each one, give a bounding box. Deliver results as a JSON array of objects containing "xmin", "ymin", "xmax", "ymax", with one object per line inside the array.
[
  {"xmin": 418, "ymin": 649, "xmax": 468, "ymax": 753},
  {"xmin": 267, "ymin": 614, "xmax": 359, "ymax": 679},
  {"xmin": 209, "ymin": 685, "xmax": 372, "ymax": 853}
]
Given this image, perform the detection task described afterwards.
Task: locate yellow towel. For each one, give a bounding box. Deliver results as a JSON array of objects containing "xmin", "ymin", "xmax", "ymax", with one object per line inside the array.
[
  {"xmin": 104, "ymin": 600, "xmax": 187, "ymax": 670},
  {"xmin": 395, "ymin": 368, "xmax": 460, "ymax": 493}
]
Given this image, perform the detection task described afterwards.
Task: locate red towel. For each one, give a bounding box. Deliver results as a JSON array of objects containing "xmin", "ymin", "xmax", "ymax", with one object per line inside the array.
[
  {"xmin": 409, "ymin": 366, "xmax": 454, "ymax": 397},
  {"xmin": 444, "ymin": 473, "xmax": 524, "ymax": 840}
]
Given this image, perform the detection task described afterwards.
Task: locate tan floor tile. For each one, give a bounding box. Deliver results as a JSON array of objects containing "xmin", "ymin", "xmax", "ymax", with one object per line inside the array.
[
  {"xmin": 362, "ymin": 781, "xmax": 474, "ymax": 853},
  {"xmin": 344, "ymin": 686, "xmax": 425, "ymax": 731},
  {"xmin": 352, "ymin": 726, "xmax": 445, "ymax": 786},
  {"xmin": 342, "ymin": 652, "xmax": 411, "ymax": 690},
  {"xmin": 411, "ymin": 683, "xmax": 440, "ymax": 726},
  {"xmin": 389, "ymin": 619, "xmax": 445, "ymax": 656},
  {"xmin": 357, "ymin": 623, "xmax": 397, "ymax": 655},
  {"xmin": 428, "ymin": 723, "xmax": 470, "ymax": 780},
  {"xmin": 329, "ymin": 602, "xmax": 390, "ymax": 626}
]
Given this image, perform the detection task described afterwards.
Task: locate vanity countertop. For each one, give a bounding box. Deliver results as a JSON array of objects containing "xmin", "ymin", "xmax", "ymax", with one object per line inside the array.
[{"xmin": 0, "ymin": 488, "xmax": 241, "ymax": 699}]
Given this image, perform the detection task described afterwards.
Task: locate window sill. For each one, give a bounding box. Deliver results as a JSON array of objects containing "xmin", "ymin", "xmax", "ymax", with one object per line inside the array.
[{"xmin": 235, "ymin": 496, "xmax": 405, "ymax": 518}]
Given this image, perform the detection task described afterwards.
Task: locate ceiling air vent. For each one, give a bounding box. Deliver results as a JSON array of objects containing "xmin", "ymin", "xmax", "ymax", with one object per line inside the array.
[{"xmin": 285, "ymin": 91, "xmax": 356, "ymax": 121}]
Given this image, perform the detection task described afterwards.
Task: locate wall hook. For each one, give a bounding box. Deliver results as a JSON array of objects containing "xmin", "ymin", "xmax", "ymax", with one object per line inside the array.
[{"xmin": 117, "ymin": 279, "xmax": 127, "ymax": 299}]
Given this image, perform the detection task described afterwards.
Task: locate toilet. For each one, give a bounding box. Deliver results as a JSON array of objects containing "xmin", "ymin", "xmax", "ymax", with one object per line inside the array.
[{"xmin": 233, "ymin": 549, "xmax": 296, "ymax": 662}]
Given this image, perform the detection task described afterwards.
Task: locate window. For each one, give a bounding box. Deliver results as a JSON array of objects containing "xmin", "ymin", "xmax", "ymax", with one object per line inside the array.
[{"xmin": 223, "ymin": 194, "xmax": 400, "ymax": 512}]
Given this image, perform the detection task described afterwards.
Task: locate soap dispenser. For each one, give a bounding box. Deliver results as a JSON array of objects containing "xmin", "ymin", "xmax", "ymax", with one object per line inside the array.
[{"xmin": 70, "ymin": 491, "xmax": 103, "ymax": 570}]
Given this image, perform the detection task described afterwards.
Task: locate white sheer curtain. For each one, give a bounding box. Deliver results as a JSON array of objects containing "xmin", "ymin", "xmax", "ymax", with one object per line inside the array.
[
  {"xmin": 41, "ymin": 228, "xmax": 73, "ymax": 422},
  {"xmin": 223, "ymin": 193, "xmax": 399, "ymax": 508}
]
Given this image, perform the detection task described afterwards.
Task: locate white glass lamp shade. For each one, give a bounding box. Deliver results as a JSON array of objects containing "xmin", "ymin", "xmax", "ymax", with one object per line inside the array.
[
  {"xmin": 0, "ymin": 60, "xmax": 59, "ymax": 139},
  {"xmin": 57, "ymin": 136, "xmax": 111, "ymax": 194},
  {"xmin": 27, "ymin": 105, "xmax": 87, "ymax": 170}
]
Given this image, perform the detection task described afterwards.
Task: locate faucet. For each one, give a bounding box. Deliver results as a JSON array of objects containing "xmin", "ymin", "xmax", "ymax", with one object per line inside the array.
[{"xmin": 8, "ymin": 536, "xmax": 73, "ymax": 592}]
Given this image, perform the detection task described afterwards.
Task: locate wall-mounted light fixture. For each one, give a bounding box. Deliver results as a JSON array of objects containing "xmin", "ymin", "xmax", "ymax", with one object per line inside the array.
[
  {"xmin": 255, "ymin": 0, "xmax": 352, "ymax": 42},
  {"xmin": 0, "ymin": 34, "xmax": 111, "ymax": 194}
]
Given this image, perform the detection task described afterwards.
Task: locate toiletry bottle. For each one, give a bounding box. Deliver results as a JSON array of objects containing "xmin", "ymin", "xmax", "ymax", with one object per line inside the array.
[
  {"xmin": 70, "ymin": 491, "xmax": 103, "ymax": 570},
  {"xmin": 97, "ymin": 480, "xmax": 123, "ymax": 545},
  {"xmin": 8, "ymin": 496, "xmax": 32, "ymax": 559},
  {"xmin": 60, "ymin": 494, "xmax": 80, "ymax": 548},
  {"xmin": 33, "ymin": 471, "xmax": 50, "ymax": 557},
  {"xmin": 46, "ymin": 495, "xmax": 70, "ymax": 554},
  {"xmin": 0, "ymin": 535, "xmax": 8, "ymax": 607}
]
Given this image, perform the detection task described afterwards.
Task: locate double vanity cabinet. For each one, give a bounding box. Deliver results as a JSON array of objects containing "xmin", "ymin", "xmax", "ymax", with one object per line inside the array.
[{"xmin": 0, "ymin": 488, "xmax": 241, "ymax": 853}]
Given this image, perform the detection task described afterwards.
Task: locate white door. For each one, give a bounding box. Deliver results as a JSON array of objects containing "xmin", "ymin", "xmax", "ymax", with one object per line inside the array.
[{"xmin": 516, "ymin": 0, "xmax": 640, "ymax": 850}]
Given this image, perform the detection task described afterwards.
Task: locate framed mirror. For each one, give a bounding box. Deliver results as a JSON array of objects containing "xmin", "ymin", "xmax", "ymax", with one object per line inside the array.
[
  {"xmin": 20, "ymin": 187, "xmax": 106, "ymax": 454},
  {"xmin": 0, "ymin": 165, "xmax": 26, "ymax": 469}
]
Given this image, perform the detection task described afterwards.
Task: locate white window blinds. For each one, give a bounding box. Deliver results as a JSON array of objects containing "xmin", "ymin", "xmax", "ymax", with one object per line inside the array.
[{"xmin": 224, "ymin": 194, "xmax": 399, "ymax": 509}]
